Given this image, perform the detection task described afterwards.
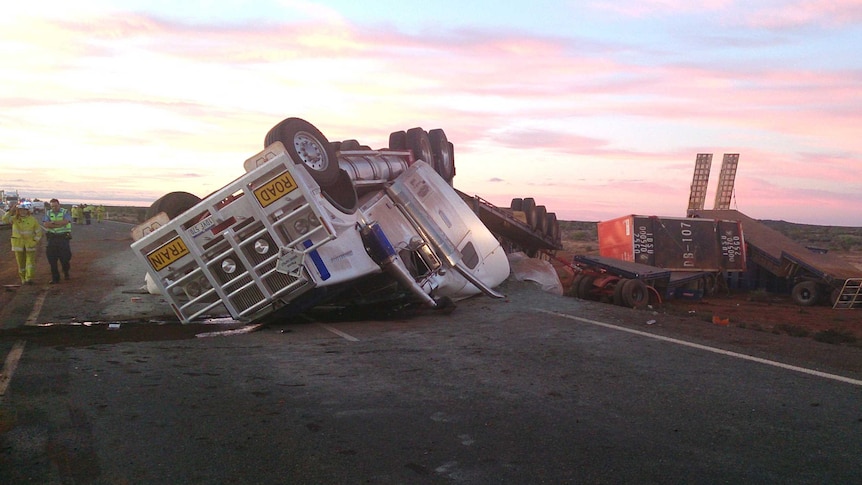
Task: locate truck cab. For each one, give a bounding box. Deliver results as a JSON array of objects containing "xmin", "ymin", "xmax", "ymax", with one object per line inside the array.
[{"xmin": 131, "ymin": 118, "xmax": 510, "ymax": 323}]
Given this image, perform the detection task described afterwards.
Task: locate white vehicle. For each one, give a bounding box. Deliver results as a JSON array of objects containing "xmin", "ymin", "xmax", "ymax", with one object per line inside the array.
[{"xmin": 130, "ymin": 118, "xmax": 510, "ymax": 323}]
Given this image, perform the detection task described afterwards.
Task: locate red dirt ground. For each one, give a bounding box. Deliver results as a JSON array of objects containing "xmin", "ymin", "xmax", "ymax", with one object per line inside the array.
[{"xmin": 552, "ymin": 244, "xmax": 862, "ymax": 346}]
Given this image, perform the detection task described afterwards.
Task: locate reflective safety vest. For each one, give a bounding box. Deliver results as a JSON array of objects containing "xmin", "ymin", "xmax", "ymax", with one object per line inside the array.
[
  {"xmin": 45, "ymin": 208, "xmax": 72, "ymax": 235},
  {"xmin": 2, "ymin": 212, "xmax": 43, "ymax": 251}
]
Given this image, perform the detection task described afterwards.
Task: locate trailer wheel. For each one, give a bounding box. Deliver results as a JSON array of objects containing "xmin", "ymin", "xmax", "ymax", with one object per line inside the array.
[
  {"xmin": 578, "ymin": 275, "xmax": 597, "ymax": 301},
  {"xmin": 613, "ymin": 278, "xmax": 628, "ymax": 306},
  {"xmin": 510, "ymin": 198, "xmax": 523, "ymax": 211},
  {"xmin": 791, "ymin": 281, "xmax": 820, "ymax": 307},
  {"xmin": 264, "ymin": 117, "xmax": 339, "ymax": 186},
  {"xmin": 428, "ymin": 129, "xmax": 454, "ymax": 184},
  {"xmin": 145, "ymin": 191, "xmax": 201, "ymax": 220},
  {"xmin": 621, "ymin": 279, "xmax": 648, "ymax": 308},
  {"xmin": 406, "ymin": 128, "xmax": 434, "ymax": 165},
  {"xmin": 567, "ymin": 274, "xmax": 585, "ymax": 298},
  {"xmin": 389, "ymin": 130, "xmax": 407, "ymax": 150}
]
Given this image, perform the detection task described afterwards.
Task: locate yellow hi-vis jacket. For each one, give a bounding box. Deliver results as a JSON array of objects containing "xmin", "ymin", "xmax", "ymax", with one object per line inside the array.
[{"xmin": 1, "ymin": 211, "xmax": 43, "ymax": 251}]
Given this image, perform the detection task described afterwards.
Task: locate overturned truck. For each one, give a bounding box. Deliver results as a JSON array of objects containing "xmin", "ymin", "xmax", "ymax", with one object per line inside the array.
[{"xmin": 130, "ymin": 118, "xmax": 514, "ymax": 324}]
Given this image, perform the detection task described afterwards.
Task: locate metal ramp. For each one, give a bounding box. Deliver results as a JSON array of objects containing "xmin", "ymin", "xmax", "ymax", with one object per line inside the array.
[
  {"xmin": 687, "ymin": 154, "xmax": 712, "ymax": 213},
  {"xmin": 833, "ymin": 278, "xmax": 862, "ymax": 309},
  {"xmin": 713, "ymin": 154, "xmax": 739, "ymax": 210}
]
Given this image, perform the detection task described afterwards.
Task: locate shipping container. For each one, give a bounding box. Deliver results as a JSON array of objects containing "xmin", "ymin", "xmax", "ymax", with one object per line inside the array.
[{"xmin": 598, "ymin": 215, "xmax": 746, "ymax": 272}]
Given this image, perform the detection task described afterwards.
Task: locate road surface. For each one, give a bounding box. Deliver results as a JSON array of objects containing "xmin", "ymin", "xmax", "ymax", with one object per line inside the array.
[{"xmin": 1, "ymin": 221, "xmax": 861, "ymax": 483}]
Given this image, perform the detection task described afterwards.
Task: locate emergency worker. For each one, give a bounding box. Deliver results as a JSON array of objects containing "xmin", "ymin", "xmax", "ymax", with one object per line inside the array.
[
  {"xmin": 96, "ymin": 204, "xmax": 106, "ymax": 223},
  {"xmin": 83, "ymin": 203, "xmax": 93, "ymax": 225},
  {"xmin": 1, "ymin": 201, "xmax": 43, "ymax": 284},
  {"xmin": 43, "ymin": 198, "xmax": 73, "ymax": 283}
]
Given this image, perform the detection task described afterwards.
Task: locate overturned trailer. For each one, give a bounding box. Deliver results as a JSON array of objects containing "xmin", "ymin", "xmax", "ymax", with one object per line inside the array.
[
  {"xmin": 690, "ymin": 209, "xmax": 862, "ymax": 308},
  {"xmin": 131, "ymin": 118, "xmax": 511, "ymax": 323}
]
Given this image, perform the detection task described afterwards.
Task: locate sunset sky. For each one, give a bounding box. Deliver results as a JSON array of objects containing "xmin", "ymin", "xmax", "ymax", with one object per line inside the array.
[{"xmin": 2, "ymin": 1, "xmax": 861, "ymax": 226}]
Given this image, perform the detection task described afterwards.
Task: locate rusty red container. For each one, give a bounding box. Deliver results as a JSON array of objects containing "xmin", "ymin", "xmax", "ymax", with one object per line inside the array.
[{"xmin": 598, "ymin": 215, "xmax": 746, "ymax": 271}]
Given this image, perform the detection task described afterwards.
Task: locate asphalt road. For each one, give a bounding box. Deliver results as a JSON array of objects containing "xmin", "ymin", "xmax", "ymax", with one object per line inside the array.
[{"xmin": 1, "ymin": 222, "xmax": 861, "ymax": 484}]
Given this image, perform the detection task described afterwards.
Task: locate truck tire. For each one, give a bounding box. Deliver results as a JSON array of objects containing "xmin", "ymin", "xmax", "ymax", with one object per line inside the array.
[
  {"xmin": 567, "ymin": 274, "xmax": 585, "ymax": 298},
  {"xmin": 510, "ymin": 198, "xmax": 523, "ymax": 211},
  {"xmin": 546, "ymin": 212, "xmax": 560, "ymax": 244},
  {"xmin": 578, "ymin": 275, "xmax": 597, "ymax": 300},
  {"xmin": 428, "ymin": 129, "xmax": 454, "ymax": 184},
  {"xmin": 613, "ymin": 278, "xmax": 628, "ymax": 306},
  {"xmin": 389, "ymin": 130, "xmax": 407, "ymax": 150},
  {"xmin": 448, "ymin": 142, "xmax": 456, "ymax": 178},
  {"xmin": 621, "ymin": 279, "xmax": 648, "ymax": 308},
  {"xmin": 406, "ymin": 128, "xmax": 434, "ymax": 165},
  {"xmin": 533, "ymin": 205, "xmax": 547, "ymax": 234},
  {"xmin": 264, "ymin": 117, "xmax": 339, "ymax": 187},
  {"xmin": 521, "ymin": 198, "xmax": 536, "ymax": 227},
  {"xmin": 791, "ymin": 281, "xmax": 820, "ymax": 307},
  {"xmin": 145, "ymin": 191, "xmax": 201, "ymax": 220},
  {"xmin": 340, "ymin": 139, "xmax": 361, "ymax": 151}
]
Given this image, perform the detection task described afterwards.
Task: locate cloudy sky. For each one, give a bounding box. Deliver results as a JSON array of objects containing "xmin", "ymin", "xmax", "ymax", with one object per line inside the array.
[{"xmin": 2, "ymin": 0, "xmax": 861, "ymax": 225}]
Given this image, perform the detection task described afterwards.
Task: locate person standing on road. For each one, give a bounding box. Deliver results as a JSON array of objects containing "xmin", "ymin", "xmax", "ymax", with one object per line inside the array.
[
  {"xmin": 1, "ymin": 201, "xmax": 43, "ymax": 285},
  {"xmin": 43, "ymin": 198, "xmax": 73, "ymax": 284},
  {"xmin": 83, "ymin": 203, "xmax": 93, "ymax": 225},
  {"xmin": 96, "ymin": 204, "xmax": 106, "ymax": 223}
]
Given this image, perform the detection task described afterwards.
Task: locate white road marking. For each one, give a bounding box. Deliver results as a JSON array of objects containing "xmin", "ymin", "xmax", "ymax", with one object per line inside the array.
[
  {"xmin": 24, "ymin": 289, "xmax": 49, "ymax": 326},
  {"xmin": 318, "ymin": 323, "xmax": 360, "ymax": 342},
  {"xmin": 0, "ymin": 340, "xmax": 27, "ymax": 399},
  {"xmin": 537, "ymin": 309, "xmax": 862, "ymax": 387}
]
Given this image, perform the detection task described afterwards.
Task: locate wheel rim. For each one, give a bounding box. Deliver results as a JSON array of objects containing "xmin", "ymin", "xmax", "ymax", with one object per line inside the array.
[{"xmin": 294, "ymin": 131, "xmax": 329, "ymax": 171}]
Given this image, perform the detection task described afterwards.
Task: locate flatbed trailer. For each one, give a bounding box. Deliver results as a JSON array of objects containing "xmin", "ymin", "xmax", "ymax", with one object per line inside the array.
[{"xmin": 569, "ymin": 254, "xmax": 716, "ymax": 307}]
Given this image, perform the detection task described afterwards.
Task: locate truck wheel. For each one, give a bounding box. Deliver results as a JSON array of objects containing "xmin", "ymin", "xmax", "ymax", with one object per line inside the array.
[
  {"xmin": 264, "ymin": 117, "xmax": 339, "ymax": 187},
  {"xmin": 567, "ymin": 274, "xmax": 585, "ymax": 298},
  {"xmin": 510, "ymin": 198, "xmax": 523, "ymax": 211},
  {"xmin": 621, "ymin": 279, "xmax": 648, "ymax": 308},
  {"xmin": 429, "ymin": 129, "xmax": 454, "ymax": 184},
  {"xmin": 389, "ymin": 130, "xmax": 407, "ymax": 150},
  {"xmin": 578, "ymin": 275, "xmax": 597, "ymax": 300},
  {"xmin": 791, "ymin": 281, "xmax": 820, "ymax": 307},
  {"xmin": 145, "ymin": 191, "xmax": 201, "ymax": 220},
  {"xmin": 406, "ymin": 128, "xmax": 434, "ymax": 165}
]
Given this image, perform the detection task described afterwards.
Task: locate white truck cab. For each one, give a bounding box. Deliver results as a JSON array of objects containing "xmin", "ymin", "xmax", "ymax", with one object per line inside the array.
[{"xmin": 130, "ymin": 118, "xmax": 509, "ymax": 323}]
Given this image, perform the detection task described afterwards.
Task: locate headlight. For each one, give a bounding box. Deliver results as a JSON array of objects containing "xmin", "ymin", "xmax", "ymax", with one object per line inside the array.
[
  {"xmin": 221, "ymin": 258, "xmax": 237, "ymax": 274},
  {"xmin": 254, "ymin": 238, "xmax": 270, "ymax": 254},
  {"xmin": 293, "ymin": 219, "xmax": 309, "ymax": 235},
  {"xmin": 185, "ymin": 280, "xmax": 201, "ymax": 297}
]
